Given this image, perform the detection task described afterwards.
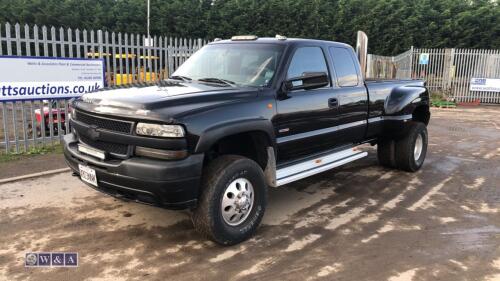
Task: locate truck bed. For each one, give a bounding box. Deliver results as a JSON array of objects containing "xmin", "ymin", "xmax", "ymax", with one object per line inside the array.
[
  {"xmin": 365, "ymin": 79, "xmax": 426, "ymax": 118},
  {"xmin": 365, "ymin": 78, "xmax": 424, "ymax": 86}
]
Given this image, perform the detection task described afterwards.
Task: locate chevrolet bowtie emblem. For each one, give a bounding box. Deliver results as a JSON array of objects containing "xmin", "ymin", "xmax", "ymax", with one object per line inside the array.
[{"xmin": 87, "ymin": 125, "xmax": 100, "ymax": 140}]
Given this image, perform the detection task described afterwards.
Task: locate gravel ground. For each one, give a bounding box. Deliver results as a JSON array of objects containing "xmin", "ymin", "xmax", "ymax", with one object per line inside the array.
[{"xmin": 0, "ymin": 107, "xmax": 499, "ymax": 281}]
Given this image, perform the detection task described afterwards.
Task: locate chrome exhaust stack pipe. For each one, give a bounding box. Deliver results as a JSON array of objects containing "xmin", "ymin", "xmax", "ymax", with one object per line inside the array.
[{"xmin": 356, "ymin": 31, "xmax": 368, "ymax": 79}]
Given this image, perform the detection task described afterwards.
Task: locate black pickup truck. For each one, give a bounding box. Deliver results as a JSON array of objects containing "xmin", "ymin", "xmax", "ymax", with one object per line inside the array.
[{"xmin": 64, "ymin": 35, "xmax": 430, "ymax": 245}]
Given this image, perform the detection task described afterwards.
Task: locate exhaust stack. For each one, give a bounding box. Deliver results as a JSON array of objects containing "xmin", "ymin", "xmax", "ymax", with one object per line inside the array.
[{"xmin": 356, "ymin": 31, "xmax": 368, "ymax": 78}]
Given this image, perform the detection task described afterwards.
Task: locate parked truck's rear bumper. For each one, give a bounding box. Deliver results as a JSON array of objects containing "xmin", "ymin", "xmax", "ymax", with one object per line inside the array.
[{"xmin": 63, "ymin": 133, "xmax": 204, "ymax": 210}]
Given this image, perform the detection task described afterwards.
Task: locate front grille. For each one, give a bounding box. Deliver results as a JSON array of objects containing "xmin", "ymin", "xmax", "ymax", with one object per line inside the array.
[
  {"xmin": 76, "ymin": 111, "xmax": 132, "ymax": 134},
  {"xmin": 79, "ymin": 135, "xmax": 129, "ymax": 155}
]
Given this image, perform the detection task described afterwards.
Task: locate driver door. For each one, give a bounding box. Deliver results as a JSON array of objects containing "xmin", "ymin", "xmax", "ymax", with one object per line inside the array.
[{"xmin": 274, "ymin": 46, "xmax": 340, "ymax": 163}]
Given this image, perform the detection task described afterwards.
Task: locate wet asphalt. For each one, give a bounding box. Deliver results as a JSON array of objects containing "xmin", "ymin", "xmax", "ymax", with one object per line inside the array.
[{"xmin": 0, "ymin": 107, "xmax": 499, "ymax": 281}]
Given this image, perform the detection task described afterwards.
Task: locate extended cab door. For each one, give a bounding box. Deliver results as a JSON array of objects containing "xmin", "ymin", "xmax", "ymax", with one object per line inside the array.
[
  {"xmin": 274, "ymin": 46, "xmax": 340, "ymax": 162},
  {"xmin": 327, "ymin": 46, "xmax": 369, "ymax": 145}
]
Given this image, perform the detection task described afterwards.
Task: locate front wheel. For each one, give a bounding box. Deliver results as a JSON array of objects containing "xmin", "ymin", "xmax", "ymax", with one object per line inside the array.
[
  {"xmin": 192, "ymin": 155, "xmax": 267, "ymax": 245},
  {"xmin": 394, "ymin": 122, "xmax": 428, "ymax": 172}
]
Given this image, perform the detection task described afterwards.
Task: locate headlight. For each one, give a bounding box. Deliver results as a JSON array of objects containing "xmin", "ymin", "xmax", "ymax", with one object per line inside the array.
[{"xmin": 136, "ymin": 123, "xmax": 185, "ymax": 138}]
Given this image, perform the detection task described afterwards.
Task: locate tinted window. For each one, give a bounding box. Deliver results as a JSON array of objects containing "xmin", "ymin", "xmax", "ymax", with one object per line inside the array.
[
  {"xmin": 329, "ymin": 47, "xmax": 359, "ymax": 87},
  {"xmin": 287, "ymin": 47, "xmax": 329, "ymax": 82}
]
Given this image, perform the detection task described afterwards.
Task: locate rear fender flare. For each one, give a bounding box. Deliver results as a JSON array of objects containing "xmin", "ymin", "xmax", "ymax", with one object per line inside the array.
[{"xmin": 385, "ymin": 85, "xmax": 428, "ymax": 115}]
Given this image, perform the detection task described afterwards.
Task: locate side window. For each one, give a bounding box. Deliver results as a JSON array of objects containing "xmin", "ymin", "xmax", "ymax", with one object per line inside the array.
[
  {"xmin": 287, "ymin": 47, "xmax": 329, "ymax": 84},
  {"xmin": 329, "ymin": 47, "xmax": 359, "ymax": 87}
]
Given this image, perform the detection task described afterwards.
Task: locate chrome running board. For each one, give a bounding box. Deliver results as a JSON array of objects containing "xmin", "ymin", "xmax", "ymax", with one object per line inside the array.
[{"xmin": 276, "ymin": 147, "xmax": 367, "ymax": 186}]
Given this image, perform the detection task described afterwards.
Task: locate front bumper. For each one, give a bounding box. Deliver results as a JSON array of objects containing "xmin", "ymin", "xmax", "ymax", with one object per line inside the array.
[{"xmin": 63, "ymin": 133, "xmax": 204, "ymax": 209}]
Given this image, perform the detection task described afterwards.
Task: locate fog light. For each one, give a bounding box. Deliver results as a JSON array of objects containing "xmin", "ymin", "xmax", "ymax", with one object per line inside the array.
[{"xmin": 135, "ymin": 146, "xmax": 187, "ymax": 160}]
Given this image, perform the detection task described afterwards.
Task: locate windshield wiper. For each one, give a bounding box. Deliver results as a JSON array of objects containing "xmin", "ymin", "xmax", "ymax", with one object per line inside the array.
[
  {"xmin": 198, "ymin": 77, "xmax": 236, "ymax": 86},
  {"xmin": 170, "ymin": 75, "xmax": 192, "ymax": 81}
]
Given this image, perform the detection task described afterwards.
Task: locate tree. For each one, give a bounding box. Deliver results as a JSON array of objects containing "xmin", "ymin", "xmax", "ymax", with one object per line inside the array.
[{"xmin": 0, "ymin": 0, "xmax": 498, "ymax": 55}]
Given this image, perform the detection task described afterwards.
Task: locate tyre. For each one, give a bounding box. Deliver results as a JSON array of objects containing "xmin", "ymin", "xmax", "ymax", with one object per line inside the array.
[
  {"xmin": 377, "ymin": 139, "xmax": 396, "ymax": 168},
  {"xmin": 192, "ymin": 155, "xmax": 267, "ymax": 245},
  {"xmin": 394, "ymin": 122, "xmax": 428, "ymax": 172}
]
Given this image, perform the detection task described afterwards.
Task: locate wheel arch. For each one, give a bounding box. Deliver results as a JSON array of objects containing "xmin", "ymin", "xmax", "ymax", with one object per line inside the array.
[
  {"xmin": 195, "ymin": 120, "xmax": 276, "ymax": 170},
  {"xmin": 195, "ymin": 119, "xmax": 275, "ymax": 152},
  {"xmin": 385, "ymin": 85, "xmax": 429, "ymax": 115},
  {"xmin": 412, "ymin": 104, "xmax": 431, "ymax": 125}
]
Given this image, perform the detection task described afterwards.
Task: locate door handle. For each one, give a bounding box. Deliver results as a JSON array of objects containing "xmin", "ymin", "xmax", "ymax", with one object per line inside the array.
[{"xmin": 328, "ymin": 98, "xmax": 339, "ymax": 108}]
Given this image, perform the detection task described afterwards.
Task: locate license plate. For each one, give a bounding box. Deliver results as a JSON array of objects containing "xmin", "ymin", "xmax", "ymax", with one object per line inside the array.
[
  {"xmin": 78, "ymin": 144, "xmax": 106, "ymax": 160},
  {"xmin": 79, "ymin": 164, "xmax": 98, "ymax": 187}
]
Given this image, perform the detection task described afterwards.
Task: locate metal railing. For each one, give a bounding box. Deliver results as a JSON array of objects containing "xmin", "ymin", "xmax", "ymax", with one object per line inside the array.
[
  {"xmin": 367, "ymin": 47, "xmax": 500, "ymax": 103},
  {"xmin": 0, "ymin": 22, "xmax": 207, "ymax": 153}
]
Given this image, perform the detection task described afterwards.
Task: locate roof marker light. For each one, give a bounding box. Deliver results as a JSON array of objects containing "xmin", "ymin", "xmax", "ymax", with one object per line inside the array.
[
  {"xmin": 275, "ymin": 34, "xmax": 287, "ymax": 40},
  {"xmin": 231, "ymin": 35, "xmax": 258, "ymax": 41}
]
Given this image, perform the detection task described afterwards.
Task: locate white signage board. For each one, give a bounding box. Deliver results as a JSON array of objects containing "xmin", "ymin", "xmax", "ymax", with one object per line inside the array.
[
  {"xmin": 0, "ymin": 56, "xmax": 105, "ymax": 101},
  {"xmin": 470, "ymin": 78, "xmax": 500, "ymax": 92},
  {"xmin": 419, "ymin": 53, "xmax": 429, "ymax": 65}
]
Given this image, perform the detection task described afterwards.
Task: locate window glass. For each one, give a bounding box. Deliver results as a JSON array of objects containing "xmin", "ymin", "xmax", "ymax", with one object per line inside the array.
[
  {"xmin": 173, "ymin": 43, "xmax": 284, "ymax": 87},
  {"xmin": 287, "ymin": 47, "xmax": 329, "ymax": 82},
  {"xmin": 329, "ymin": 47, "xmax": 359, "ymax": 87}
]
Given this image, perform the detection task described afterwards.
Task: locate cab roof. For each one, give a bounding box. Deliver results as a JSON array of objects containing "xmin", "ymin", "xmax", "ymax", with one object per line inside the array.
[{"xmin": 209, "ymin": 37, "xmax": 352, "ymax": 49}]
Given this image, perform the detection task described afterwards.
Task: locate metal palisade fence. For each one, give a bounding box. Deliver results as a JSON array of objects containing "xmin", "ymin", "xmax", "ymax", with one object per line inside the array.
[
  {"xmin": 367, "ymin": 47, "xmax": 500, "ymax": 103},
  {"xmin": 0, "ymin": 22, "xmax": 207, "ymax": 153}
]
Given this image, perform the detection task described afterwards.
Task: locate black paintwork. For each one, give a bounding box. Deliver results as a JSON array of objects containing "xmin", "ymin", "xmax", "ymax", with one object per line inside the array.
[
  {"xmin": 64, "ymin": 134, "xmax": 202, "ymax": 209},
  {"xmin": 65, "ymin": 37, "xmax": 430, "ymax": 209}
]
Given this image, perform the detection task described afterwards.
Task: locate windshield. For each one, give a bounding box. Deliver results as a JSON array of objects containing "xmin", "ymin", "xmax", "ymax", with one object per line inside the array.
[{"xmin": 172, "ymin": 43, "xmax": 284, "ymax": 87}]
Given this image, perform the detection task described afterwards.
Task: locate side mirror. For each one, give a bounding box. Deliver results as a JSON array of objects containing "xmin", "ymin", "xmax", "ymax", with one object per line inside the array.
[{"xmin": 283, "ymin": 72, "xmax": 329, "ymax": 92}]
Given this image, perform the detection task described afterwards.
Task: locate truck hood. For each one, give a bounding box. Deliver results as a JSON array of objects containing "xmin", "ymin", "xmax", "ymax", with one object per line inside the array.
[{"xmin": 74, "ymin": 81, "xmax": 259, "ymax": 121}]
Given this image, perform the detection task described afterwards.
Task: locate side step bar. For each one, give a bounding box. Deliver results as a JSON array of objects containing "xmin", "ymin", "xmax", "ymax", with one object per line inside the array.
[{"xmin": 276, "ymin": 148, "xmax": 368, "ymax": 186}]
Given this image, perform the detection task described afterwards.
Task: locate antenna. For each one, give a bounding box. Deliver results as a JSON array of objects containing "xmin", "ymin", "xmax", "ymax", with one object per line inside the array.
[
  {"xmin": 146, "ymin": 0, "xmax": 151, "ymax": 69},
  {"xmin": 147, "ymin": 0, "xmax": 150, "ymax": 41}
]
